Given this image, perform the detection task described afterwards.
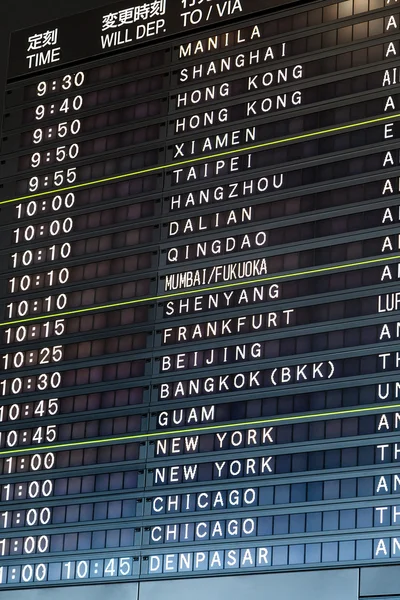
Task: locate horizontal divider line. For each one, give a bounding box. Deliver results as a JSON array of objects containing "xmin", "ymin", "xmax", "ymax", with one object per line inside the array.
[
  {"xmin": 0, "ymin": 112, "xmax": 399, "ymax": 206},
  {"xmin": 0, "ymin": 254, "xmax": 398, "ymax": 328},
  {"xmin": 0, "ymin": 402, "xmax": 398, "ymax": 458}
]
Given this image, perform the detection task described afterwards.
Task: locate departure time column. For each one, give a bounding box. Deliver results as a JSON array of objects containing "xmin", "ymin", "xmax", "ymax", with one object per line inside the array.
[{"xmin": 0, "ymin": 33, "xmax": 171, "ymax": 586}]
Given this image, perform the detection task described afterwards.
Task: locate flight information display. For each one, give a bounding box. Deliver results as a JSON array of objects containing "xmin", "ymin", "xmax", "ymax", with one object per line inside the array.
[{"xmin": 0, "ymin": 0, "xmax": 399, "ymax": 590}]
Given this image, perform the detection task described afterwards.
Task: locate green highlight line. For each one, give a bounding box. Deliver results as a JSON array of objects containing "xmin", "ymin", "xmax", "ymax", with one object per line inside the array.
[
  {"xmin": 2, "ymin": 403, "xmax": 400, "ymax": 458},
  {"xmin": 1, "ymin": 112, "xmax": 400, "ymax": 206},
  {"xmin": 1, "ymin": 254, "xmax": 399, "ymax": 329}
]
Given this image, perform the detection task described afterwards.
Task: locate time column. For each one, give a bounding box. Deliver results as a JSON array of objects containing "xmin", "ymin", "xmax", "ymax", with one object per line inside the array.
[
  {"xmin": 3, "ymin": 72, "xmax": 87, "ymax": 330},
  {"xmin": 0, "ymin": 50, "xmax": 167, "ymax": 395},
  {"xmin": 0, "ymin": 45, "xmax": 169, "ymax": 586},
  {"xmin": 0, "ymin": 71, "xmax": 89, "ymax": 408}
]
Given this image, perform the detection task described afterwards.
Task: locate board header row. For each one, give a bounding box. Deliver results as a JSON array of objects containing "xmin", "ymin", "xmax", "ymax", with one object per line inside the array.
[{"xmin": 7, "ymin": 0, "xmax": 299, "ymax": 80}]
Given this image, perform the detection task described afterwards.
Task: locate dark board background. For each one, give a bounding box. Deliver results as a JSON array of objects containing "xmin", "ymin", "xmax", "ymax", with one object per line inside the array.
[{"xmin": 0, "ymin": 0, "xmax": 395, "ymax": 597}]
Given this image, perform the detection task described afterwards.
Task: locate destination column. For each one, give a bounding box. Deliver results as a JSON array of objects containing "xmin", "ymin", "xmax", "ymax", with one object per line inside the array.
[{"xmin": 142, "ymin": 0, "xmax": 400, "ymax": 577}]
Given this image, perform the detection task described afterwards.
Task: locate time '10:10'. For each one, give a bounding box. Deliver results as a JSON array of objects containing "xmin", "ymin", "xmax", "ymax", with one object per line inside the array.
[
  {"xmin": 6, "ymin": 294, "xmax": 67, "ymax": 319},
  {"xmin": 9, "ymin": 267, "xmax": 70, "ymax": 294}
]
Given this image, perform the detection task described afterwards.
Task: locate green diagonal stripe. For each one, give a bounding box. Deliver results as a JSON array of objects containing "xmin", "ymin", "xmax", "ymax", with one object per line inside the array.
[
  {"xmin": 0, "ymin": 403, "xmax": 398, "ymax": 458},
  {"xmin": 1, "ymin": 112, "xmax": 399, "ymax": 206},
  {"xmin": 1, "ymin": 254, "xmax": 399, "ymax": 328}
]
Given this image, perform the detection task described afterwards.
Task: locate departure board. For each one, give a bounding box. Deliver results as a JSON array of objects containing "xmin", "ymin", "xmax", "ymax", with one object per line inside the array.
[{"xmin": 0, "ymin": 0, "xmax": 400, "ymax": 591}]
